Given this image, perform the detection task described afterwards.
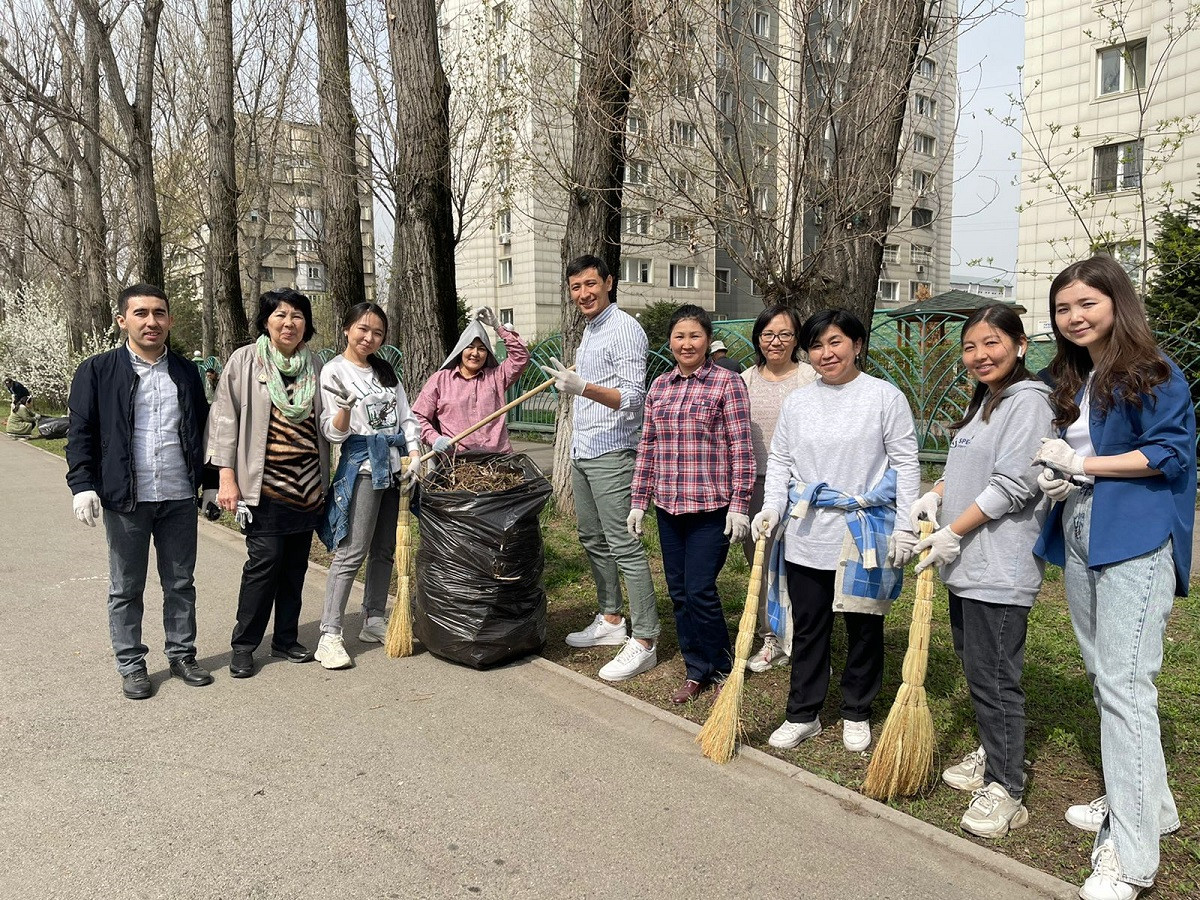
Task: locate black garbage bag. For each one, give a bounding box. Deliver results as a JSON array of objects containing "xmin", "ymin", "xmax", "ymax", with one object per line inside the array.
[
  {"xmin": 413, "ymin": 451, "xmax": 552, "ymax": 669},
  {"xmin": 37, "ymin": 417, "xmax": 69, "ymax": 439}
]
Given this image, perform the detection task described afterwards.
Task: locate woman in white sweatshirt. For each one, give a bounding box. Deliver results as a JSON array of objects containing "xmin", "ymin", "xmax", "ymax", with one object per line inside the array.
[{"xmin": 908, "ymin": 303, "xmax": 1053, "ymax": 839}]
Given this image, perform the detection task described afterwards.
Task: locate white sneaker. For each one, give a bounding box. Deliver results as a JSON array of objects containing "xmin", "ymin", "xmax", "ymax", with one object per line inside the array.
[
  {"xmin": 358, "ymin": 616, "xmax": 388, "ymax": 643},
  {"xmin": 315, "ymin": 633, "xmax": 353, "ymax": 670},
  {"xmin": 943, "ymin": 745, "xmax": 987, "ymax": 792},
  {"xmin": 746, "ymin": 635, "xmax": 789, "ymax": 673},
  {"xmin": 960, "ymin": 782, "xmax": 1029, "ymax": 838},
  {"xmin": 565, "ymin": 613, "xmax": 628, "ymax": 648},
  {"xmin": 842, "ymin": 719, "xmax": 871, "ymax": 752},
  {"xmin": 1066, "ymin": 795, "xmax": 1107, "ymax": 832},
  {"xmin": 768, "ymin": 718, "xmax": 822, "ymax": 749},
  {"xmin": 598, "ymin": 638, "xmax": 657, "ymax": 682},
  {"xmin": 1079, "ymin": 840, "xmax": 1142, "ymax": 900}
]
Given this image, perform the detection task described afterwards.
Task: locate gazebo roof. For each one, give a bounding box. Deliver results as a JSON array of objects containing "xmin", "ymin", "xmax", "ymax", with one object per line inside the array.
[{"xmin": 885, "ymin": 290, "xmax": 1026, "ymax": 318}]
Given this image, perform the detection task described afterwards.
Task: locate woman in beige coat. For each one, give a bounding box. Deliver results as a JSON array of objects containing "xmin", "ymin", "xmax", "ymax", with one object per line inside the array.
[{"xmin": 206, "ymin": 289, "xmax": 330, "ymax": 678}]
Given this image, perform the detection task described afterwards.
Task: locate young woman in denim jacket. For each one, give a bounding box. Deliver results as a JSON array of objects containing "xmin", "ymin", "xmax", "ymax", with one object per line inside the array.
[{"xmin": 1033, "ymin": 256, "xmax": 1196, "ymax": 900}]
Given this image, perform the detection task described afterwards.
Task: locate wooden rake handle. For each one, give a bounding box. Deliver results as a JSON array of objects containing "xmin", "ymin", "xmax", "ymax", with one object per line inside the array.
[{"xmin": 418, "ymin": 365, "xmax": 575, "ymax": 463}]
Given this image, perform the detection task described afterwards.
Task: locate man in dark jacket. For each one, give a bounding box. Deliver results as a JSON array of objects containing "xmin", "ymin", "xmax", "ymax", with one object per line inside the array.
[{"xmin": 66, "ymin": 284, "xmax": 216, "ymax": 700}]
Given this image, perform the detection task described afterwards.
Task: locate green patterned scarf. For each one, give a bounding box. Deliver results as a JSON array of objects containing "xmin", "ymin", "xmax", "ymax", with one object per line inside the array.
[{"xmin": 255, "ymin": 334, "xmax": 315, "ymax": 423}]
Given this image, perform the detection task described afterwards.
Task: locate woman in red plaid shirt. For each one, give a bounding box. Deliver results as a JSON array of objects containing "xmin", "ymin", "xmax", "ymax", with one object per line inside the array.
[{"xmin": 627, "ymin": 305, "xmax": 755, "ymax": 705}]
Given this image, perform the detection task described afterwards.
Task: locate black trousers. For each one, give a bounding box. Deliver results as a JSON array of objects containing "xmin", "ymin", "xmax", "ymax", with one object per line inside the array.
[
  {"xmin": 231, "ymin": 530, "xmax": 313, "ymax": 651},
  {"xmin": 784, "ymin": 563, "xmax": 885, "ymax": 724}
]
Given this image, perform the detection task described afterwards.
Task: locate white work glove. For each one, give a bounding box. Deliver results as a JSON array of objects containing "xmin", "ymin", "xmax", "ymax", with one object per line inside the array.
[
  {"xmin": 888, "ymin": 529, "xmax": 919, "ymax": 567},
  {"xmin": 1032, "ymin": 437, "xmax": 1086, "ymax": 478},
  {"xmin": 751, "ymin": 508, "xmax": 780, "ymax": 541},
  {"xmin": 476, "ymin": 307, "xmax": 502, "ymax": 330},
  {"xmin": 431, "ymin": 436, "xmax": 453, "ymax": 454},
  {"xmin": 234, "ymin": 501, "xmax": 254, "ymax": 530},
  {"xmin": 908, "ymin": 490, "xmax": 941, "ymax": 533},
  {"xmin": 913, "ymin": 525, "xmax": 962, "ymax": 574},
  {"xmin": 724, "ymin": 511, "xmax": 750, "ymax": 544},
  {"xmin": 403, "ymin": 454, "xmax": 424, "ymax": 490},
  {"xmin": 626, "ymin": 507, "xmax": 645, "ymax": 536},
  {"xmin": 73, "ymin": 490, "xmax": 101, "ymax": 527},
  {"xmin": 326, "ymin": 375, "xmax": 358, "ymax": 411},
  {"xmin": 538, "ymin": 356, "xmax": 586, "ymax": 396},
  {"xmin": 1037, "ymin": 466, "xmax": 1076, "ymax": 502}
]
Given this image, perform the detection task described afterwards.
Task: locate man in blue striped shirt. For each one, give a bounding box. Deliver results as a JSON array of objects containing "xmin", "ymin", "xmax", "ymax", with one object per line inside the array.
[{"xmin": 541, "ymin": 256, "xmax": 661, "ymax": 683}]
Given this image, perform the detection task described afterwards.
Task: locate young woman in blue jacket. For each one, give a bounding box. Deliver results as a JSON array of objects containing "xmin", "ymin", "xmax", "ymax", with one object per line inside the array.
[{"xmin": 1033, "ymin": 256, "xmax": 1196, "ymax": 900}]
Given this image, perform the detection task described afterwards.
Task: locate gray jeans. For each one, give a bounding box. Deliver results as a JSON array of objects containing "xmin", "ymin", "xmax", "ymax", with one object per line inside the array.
[
  {"xmin": 571, "ymin": 450, "xmax": 660, "ymax": 640},
  {"xmin": 321, "ymin": 474, "xmax": 399, "ymax": 634},
  {"xmin": 103, "ymin": 499, "xmax": 199, "ymax": 675},
  {"xmin": 948, "ymin": 592, "xmax": 1029, "ymax": 799},
  {"xmin": 1063, "ymin": 488, "xmax": 1178, "ymax": 886}
]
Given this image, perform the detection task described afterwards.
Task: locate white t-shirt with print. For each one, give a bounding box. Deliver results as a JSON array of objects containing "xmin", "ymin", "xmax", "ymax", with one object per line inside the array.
[{"xmin": 319, "ymin": 355, "xmax": 420, "ymax": 474}]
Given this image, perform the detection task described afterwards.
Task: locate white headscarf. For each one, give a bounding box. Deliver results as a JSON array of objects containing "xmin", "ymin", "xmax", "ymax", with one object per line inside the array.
[{"xmin": 439, "ymin": 320, "xmax": 500, "ymax": 372}]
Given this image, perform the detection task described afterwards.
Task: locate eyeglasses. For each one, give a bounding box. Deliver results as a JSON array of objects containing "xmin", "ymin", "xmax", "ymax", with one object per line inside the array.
[{"xmin": 760, "ymin": 331, "xmax": 795, "ymax": 343}]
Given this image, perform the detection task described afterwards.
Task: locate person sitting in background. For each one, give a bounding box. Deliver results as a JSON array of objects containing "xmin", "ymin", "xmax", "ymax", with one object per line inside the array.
[
  {"xmin": 412, "ymin": 308, "xmax": 530, "ymax": 454},
  {"xmin": 5, "ymin": 376, "xmax": 30, "ymax": 407},
  {"xmin": 708, "ymin": 340, "xmax": 744, "ymax": 373},
  {"xmin": 6, "ymin": 395, "xmax": 38, "ymax": 439}
]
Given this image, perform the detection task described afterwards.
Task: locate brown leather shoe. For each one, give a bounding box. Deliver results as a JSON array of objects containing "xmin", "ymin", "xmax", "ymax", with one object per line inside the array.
[{"xmin": 670, "ymin": 679, "xmax": 704, "ymax": 704}]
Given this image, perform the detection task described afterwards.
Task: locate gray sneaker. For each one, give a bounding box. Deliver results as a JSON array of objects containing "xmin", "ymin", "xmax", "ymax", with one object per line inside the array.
[
  {"xmin": 942, "ymin": 745, "xmax": 986, "ymax": 792},
  {"xmin": 359, "ymin": 616, "xmax": 388, "ymax": 643},
  {"xmin": 960, "ymin": 782, "xmax": 1029, "ymax": 838}
]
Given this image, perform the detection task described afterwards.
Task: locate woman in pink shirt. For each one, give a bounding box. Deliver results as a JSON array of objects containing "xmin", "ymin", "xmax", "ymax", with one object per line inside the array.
[{"xmin": 412, "ymin": 308, "xmax": 530, "ymax": 453}]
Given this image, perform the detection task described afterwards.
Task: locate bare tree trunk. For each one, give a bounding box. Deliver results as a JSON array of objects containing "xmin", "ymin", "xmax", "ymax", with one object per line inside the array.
[
  {"xmin": 314, "ymin": 0, "xmax": 366, "ymax": 346},
  {"xmin": 77, "ymin": 0, "xmax": 165, "ymax": 288},
  {"xmin": 54, "ymin": 166, "xmax": 86, "ymax": 353},
  {"xmin": 551, "ymin": 0, "xmax": 635, "ymax": 514},
  {"xmin": 206, "ymin": 0, "xmax": 248, "ymax": 357},
  {"xmin": 383, "ymin": 0, "xmax": 457, "ymax": 389},
  {"xmin": 77, "ymin": 39, "xmax": 110, "ymax": 339}
]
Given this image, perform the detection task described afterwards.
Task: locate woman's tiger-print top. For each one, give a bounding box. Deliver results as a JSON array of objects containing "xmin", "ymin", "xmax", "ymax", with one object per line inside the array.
[{"xmin": 260, "ymin": 386, "xmax": 323, "ymax": 513}]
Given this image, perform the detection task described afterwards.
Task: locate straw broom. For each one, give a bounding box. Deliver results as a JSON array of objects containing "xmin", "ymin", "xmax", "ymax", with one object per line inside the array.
[
  {"xmin": 384, "ymin": 458, "xmax": 416, "ymax": 658},
  {"xmin": 697, "ymin": 533, "xmax": 769, "ymax": 764},
  {"xmin": 384, "ymin": 368, "xmax": 571, "ymax": 658},
  {"xmin": 862, "ymin": 520, "xmax": 937, "ymax": 801}
]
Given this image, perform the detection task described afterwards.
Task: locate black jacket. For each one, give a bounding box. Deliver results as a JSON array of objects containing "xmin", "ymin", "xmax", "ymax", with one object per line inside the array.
[{"xmin": 66, "ymin": 345, "xmax": 212, "ymax": 512}]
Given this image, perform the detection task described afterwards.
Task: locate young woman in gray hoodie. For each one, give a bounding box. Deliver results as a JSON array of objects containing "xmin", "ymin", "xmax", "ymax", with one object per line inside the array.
[{"xmin": 908, "ymin": 303, "xmax": 1054, "ymax": 839}]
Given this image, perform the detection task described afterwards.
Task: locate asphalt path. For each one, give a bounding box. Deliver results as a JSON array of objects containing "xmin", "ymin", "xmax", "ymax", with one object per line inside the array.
[{"xmin": 0, "ymin": 436, "xmax": 1075, "ymax": 899}]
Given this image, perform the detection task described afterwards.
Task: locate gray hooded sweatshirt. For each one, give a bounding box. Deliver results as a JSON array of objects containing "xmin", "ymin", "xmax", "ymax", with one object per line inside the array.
[{"xmin": 939, "ymin": 379, "xmax": 1055, "ymax": 607}]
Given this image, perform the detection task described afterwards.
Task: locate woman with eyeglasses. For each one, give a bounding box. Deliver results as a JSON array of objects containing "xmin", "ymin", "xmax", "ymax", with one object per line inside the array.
[{"xmin": 740, "ymin": 305, "xmax": 816, "ymax": 674}]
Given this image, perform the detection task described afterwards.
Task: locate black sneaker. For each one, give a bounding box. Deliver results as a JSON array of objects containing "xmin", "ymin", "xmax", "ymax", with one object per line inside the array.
[
  {"xmin": 122, "ymin": 669, "xmax": 153, "ymax": 700},
  {"xmin": 169, "ymin": 656, "xmax": 214, "ymax": 687},
  {"xmin": 269, "ymin": 642, "xmax": 315, "ymax": 663}
]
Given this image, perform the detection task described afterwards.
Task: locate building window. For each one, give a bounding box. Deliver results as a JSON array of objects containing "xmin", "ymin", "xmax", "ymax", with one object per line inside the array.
[
  {"xmin": 715, "ymin": 268, "xmax": 731, "ymax": 293},
  {"xmin": 1093, "ymin": 140, "xmax": 1143, "ymax": 192},
  {"xmin": 620, "ymin": 258, "xmax": 652, "ymax": 283},
  {"xmin": 1098, "ymin": 41, "xmax": 1146, "ymax": 96},
  {"xmin": 878, "ymin": 279, "xmax": 898, "ymax": 303},
  {"xmin": 500, "ymin": 307, "xmax": 514, "ymax": 326},
  {"xmin": 912, "ymin": 169, "xmax": 932, "ymax": 193},
  {"xmin": 669, "ymin": 168, "xmax": 690, "ymax": 193},
  {"xmin": 307, "ymin": 265, "xmax": 321, "ymax": 281},
  {"xmin": 715, "ymin": 46, "xmax": 730, "ymax": 69},
  {"xmin": 889, "ymin": 206, "xmax": 900, "ymax": 227},
  {"xmin": 626, "ymin": 113, "xmax": 643, "ymax": 135},
  {"xmin": 248, "ymin": 208, "xmax": 263, "ymax": 223},
  {"xmin": 669, "ymin": 218, "xmax": 693, "ymax": 241},
  {"xmin": 492, "ymin": 1, "xmax": 505, "ymax": 28},
  {"xmin": 622, "ymin": 211, "xmax": 650, "ymax": 236},
  {"xmin": 910, "ymin": 280, "xmax": 932, "ymax": 300},
  {"xmin": 260, "ymin": 266, "xmax": 274, "ymax": 282},
  {"xmin": 669, "ymin": 264, "xmax": 697, "ymax": 288},
  {"xmin": 753, "ymin": 97, "xmax": 769, "ymax": 124},
  {"xmin": 911, "ymin": 243, "xmax": 933, "ymax": 265},
  {"xmin": 913, "ymin": 93, "xmax": 936, "ymax": 117},
  {"xmin": 499, "ymin": 258, "xmax": 513, "ymax": 285},
  {"xmin": 672, "ymin": 74, "xmax": 695, "ymax": 99},
  {"xmin": 670, "ymin": 120, "xmax": 698, "ymax": 147},
  {"xmin": 497, "ymin": 208, "xmax": 512, "ymax": 240},
  {"xmin": 495, "ymin": 53, "xmax": 509, "ymax": 82},
  {"xmin": 717, "ymin": 90, "xmax": 733, "ymax": 115},
  {"xmin": 917, "ymin": 56, "xmax": 936, "ymax": 79},
  {"xmin": 911, "ymin": 207, "xmax": 933, "ymax": 228},
  {"xmin": 625, "ymin": 159, "xmax": 650, "ymax": 185},
  {"xmin": 753, "ymin": 11, "xmax": 770, "ymax": 38},
  {"xmin": 753, "ymin": 56, "xmax": 770, "ymax": 82},
  {"xmin": 913, "ymin": 132, "xmax": 936, "ymax": 156},
  {"xmin": 1098, "ymin": 240, "xmax": 1142, "ymax": 280},
  {"xmin": 497, "ymin": 160, "xmax": 510, "ymax": 188},
  {"xmin": 812, "ymin": 203, "xmax": 825, "ymax": 225},
  {"xmin": 882, "ymin": 244, "xmax": 899, "ymax": 263},
  {"xmin": 752, "ymin": 186, "xmax": 770, "ymax": 213}
]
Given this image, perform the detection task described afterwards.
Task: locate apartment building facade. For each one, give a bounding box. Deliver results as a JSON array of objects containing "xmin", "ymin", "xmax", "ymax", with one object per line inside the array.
[
  {"xmin": 1016, "ymin": 1, "xmax": 1200, "ymax": 331},
  {"xmin": 443, "ymin": 0, "xmax": 957, "ymax": 339}
]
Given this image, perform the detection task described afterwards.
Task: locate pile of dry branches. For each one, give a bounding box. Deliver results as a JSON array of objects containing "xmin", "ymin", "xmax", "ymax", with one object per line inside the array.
[{"xmin": 425, "ymin": 460, "xmax": 526, "ymax": 494}]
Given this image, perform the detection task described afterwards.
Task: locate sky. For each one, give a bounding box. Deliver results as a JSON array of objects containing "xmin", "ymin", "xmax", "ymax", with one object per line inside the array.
[{"xmin": 949, "ymin": 1, "xmax": 1025, "ymax": 285}]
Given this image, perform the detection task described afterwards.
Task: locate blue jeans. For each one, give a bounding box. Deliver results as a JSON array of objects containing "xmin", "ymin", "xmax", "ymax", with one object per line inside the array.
[
  {"xmin": 102, "ymin": 499, "xmax": 199, "ymax": 675},
  {"xmin": 1063, "ymin": 488, "xmax": 1179, "ymax": 886},
  {"xmin": 571, "ymin": 451, "xmax": 660, "ymax": 640},
  {"xmin": 656, "ymin": 508, "xmax": 732, "ymax": 683}
]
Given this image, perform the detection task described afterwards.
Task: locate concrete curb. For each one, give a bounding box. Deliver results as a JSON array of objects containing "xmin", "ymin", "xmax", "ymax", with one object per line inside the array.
[{"xmin": 529, "ymin": 655, "xmax": 1078, "ymax": 900}]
